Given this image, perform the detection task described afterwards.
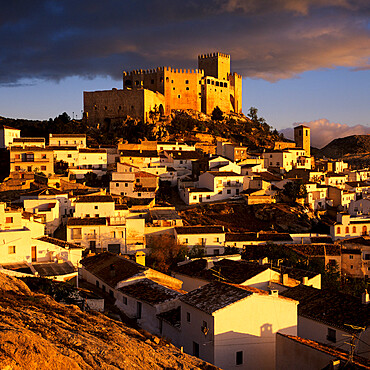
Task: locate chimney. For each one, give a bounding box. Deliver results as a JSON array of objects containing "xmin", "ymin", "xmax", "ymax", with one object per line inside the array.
[
  {"xmin": 206, "ymin": 260, "xmax": 214, "ymax": 269},
  {"xmin": 269, "ymin": 289, "xmax": 279, "ymax": 297},
  {"xmin": 109, "ymin": 264, "xmax": 116, "ymax": 278},
  {"xmin": 281, "ymin": 273, "xmax": 289, "ymax": 285},
  {"xmin": 362, "ymin": 290, "xmax": 370, "ymax": 305},
  {"xmin": 135, "ymin": 251, "xmax": 145, "ymax": 266}
]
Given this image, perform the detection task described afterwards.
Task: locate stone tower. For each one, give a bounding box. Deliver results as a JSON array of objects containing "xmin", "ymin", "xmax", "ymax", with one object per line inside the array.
[
  {"xmin": 198, "ymin": 52, "xmax": 230, "ymax": 81},
  {"xmin": 294, "ymin": 125, "xmax": 310, "ymax": 157}
]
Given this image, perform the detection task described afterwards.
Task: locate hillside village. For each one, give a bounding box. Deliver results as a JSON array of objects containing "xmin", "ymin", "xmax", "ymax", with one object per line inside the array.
[{"xmin": 0, "ymin": 53, "xmax": 370, "ymax": 370}]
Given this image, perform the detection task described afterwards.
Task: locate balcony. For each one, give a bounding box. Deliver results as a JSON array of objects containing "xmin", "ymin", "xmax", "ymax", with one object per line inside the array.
[{"xmin": 86, "ymin": 233, "xmax": 97, "ymax": 240}]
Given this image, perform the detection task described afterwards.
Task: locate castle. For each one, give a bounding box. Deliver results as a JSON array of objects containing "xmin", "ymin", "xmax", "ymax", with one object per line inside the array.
[{"xmin": 83, "ymin": 52, "xmax": 242, "ymax": 124}]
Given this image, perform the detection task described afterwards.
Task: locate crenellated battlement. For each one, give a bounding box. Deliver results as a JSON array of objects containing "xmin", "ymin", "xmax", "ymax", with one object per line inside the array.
[
  {"xmin": 123, "ymin": 67, "xmax": 204, "ymax": 77},
  {"xmin": 198, "ymin": 52, "xmax": 230, "ymax": 59}
]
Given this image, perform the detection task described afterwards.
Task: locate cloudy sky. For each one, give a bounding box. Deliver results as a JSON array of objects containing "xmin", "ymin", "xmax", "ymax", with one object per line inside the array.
[{"xmin": 0, "ymin": 0, "xmax": 369, "ymax": 147}]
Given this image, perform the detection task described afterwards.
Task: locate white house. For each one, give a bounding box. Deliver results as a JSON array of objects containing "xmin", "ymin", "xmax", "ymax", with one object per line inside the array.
[
  {"xmin": 331, "ymin": 213, "xmax": 370, "ymax": 240},
  {"xmin": 23, "ymin": 199, "xmax": 60, "ymax": 236},
  {"xmin": 176, "ymin": 282, "xmax": 298, "ymax": 369},
  {"xmin": 74, "ymin": 194, "xmax": 115, "ymax": 218},
  {"xmin": 49, "ymin": 133, "xmax": 86, "ymax": 148},
  {"xmin": 69, "ymin": 148, "xmax": 108, "ymax": 179},
  {"xmin": 67, "ymin": 216, "xmax": 145, "ymax": 254},
  {"xmin": 0, "ymin": 125, "xmax": 21, "ymax": 148},
  {"xmin": 116, "ymin": 278, "xmax": 183, "ymax": 335},
  {"xmin": 180, "ymin": 171, "xmax": 244, "ymax": 205},
  {"xmin": 281, "ymin": 284, "xmax": 370, "ymax": 360},
  {"xmin": 349, "ymin": 198, "xmax": 370, "ymax": 216},
  {"xmin": 79, "ymin": 252, "xmax": 183, "ymax": 301},
  {"xmin": 174, "ymin": 226, "xmax": 226, "ymax": 256}
]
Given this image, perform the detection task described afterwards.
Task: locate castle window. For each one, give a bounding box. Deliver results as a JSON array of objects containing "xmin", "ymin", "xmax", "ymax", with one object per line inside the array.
[
  {"xmin": 160, "ymin": 77, "xmax": 163, "ymax": 82},
  {"xmin": 207, "ymin": 79, "xmax": 210, "ymax": 84},
  {"xmin": 118, "ymin": 105, "xmax": 122, "ymax": 110},
  {"xmin": 220, "ymin": 82, "xmax": 223, "ymax": 87},
  {"xmin": 173, "ymin": 87, "xmax": 175, "ymax": 90},
  {"xmin": 185, "ymin": 80, "xmax": 189, "ymax": 84},
  {"xmin": 171, "ymin": 80, "xmax": 174, "ymax": 83},
  {"xmin": 199, "ymin": 80, "xmax": 201, "ymax": 84},
  {"xmin": 151, "ymin": 79, "xmax": 154, "ymax": 84},
  {"xmin": 224, "ymin": 82, "xmax": 227, "ymax": 87},
  {"xmin": 135, "ymin": 80, "xmax": 140, "ymax": 86},
  {"xmin": 211, "ymin": 80, "xmax": 214, "ymax": 85},
  {"xmin": 104, "ymin": 106, "xmax": 107, "ymax": 110},
  {"xmin": 124, "ymin": 80, "xmax": 132, "ymax": 87},
  {"xmin": 178, "ymin": 95, "xmax": 181, "ymax": 98},
  {"xmin": 216, "ymin": 81, "xmax": 219, "ymax": 86},
  {"xmin": 186, "ymin": 87, "xmax": 189, "ymax": 90}
]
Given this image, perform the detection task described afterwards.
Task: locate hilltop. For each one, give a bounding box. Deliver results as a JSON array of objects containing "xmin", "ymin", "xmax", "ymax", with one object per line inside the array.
[
  {"xmin": 319, "ymin": 135, "xmax": 370, "ymax": 158},
  {"xmin": 318, "ymin": 135, "xmax": 370, "ymax": 167},
  {"xmin": 0, "ymin": 106, "xmax": 284, "ymax": 149},
  {"xmin": 0, "ymin": 272, "xmax": 216, "ymax": 370}
]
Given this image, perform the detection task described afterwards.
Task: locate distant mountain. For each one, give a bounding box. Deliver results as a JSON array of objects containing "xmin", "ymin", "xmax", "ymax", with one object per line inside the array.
[{"xmin": 318, "ymin": 135, "xmax": 370, "ymax": 159}]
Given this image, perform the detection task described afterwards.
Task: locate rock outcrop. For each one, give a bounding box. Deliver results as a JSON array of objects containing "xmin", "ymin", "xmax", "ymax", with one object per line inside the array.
[{"xmin": 0, "ymin": 273, "xmax": 217, "ymax": 370}]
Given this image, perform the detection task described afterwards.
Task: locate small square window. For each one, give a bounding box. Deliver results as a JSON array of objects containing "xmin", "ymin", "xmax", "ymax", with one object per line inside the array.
[
  {"xmin": 94, "ymin": 206, "xmax": 98, "ymax": 209},
  {"xmin": 6, "ymin": 217, "xmax": 13, "ymax": 223},
  {"xmin": 8, "ymin": 246, "xmax": 16, "ymax": 254}
]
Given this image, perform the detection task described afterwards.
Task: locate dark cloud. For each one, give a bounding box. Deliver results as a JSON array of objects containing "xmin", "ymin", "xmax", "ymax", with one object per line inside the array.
[
  {"xmin": 0, "ymin": 0, "xmax": 369, "ymax": 84},
  {"xmin": 280, "ymin": 119, "xmax": 370, "ymax": 148}
]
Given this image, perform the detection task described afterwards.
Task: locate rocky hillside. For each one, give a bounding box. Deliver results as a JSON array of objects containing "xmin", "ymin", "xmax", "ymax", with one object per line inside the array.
[
  {"xmin": 179, "ymin": 202, "xmax": 316, "ymax": 233},
  {"xmin": 0, "ymin": 273, "xmax": 216, "ymax": 370},
  {"xmin": 163, "ymin": 108, "xmax": 283, "ymax": 149},
  {"xmin": 319, "ymin": 135, "xmax": 370, "ymax": 159}
]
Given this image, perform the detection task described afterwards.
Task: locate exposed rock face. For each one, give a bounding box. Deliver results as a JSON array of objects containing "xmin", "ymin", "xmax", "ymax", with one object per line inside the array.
[{"xmin": 0, "ymin": 273, "xmax": 217, "ymax": 370}]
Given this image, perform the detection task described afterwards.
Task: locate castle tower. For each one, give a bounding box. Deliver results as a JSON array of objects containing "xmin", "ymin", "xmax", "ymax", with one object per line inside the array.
[
  {"xmin": 294, "ymin": 125, "xmax": 310, "ymax": 157},
  {"xmin": 198, "ymin": 52, "xmax": 230, "ymax": 81}
]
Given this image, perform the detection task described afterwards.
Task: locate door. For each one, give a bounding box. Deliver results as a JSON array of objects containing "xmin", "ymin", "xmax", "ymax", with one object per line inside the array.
[{"xmin": 31, "ymin": 246, "xmax": 37, "ymax": 262}]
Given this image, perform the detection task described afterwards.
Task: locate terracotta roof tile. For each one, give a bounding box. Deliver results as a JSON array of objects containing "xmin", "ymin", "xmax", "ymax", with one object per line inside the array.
[
  {"xmin": 81, "ymin": 252, "xmax": 147, "ymax": 287},
  {"xmin": 119, "ymin": 279, "xmax": 182, "ymax": 305}
]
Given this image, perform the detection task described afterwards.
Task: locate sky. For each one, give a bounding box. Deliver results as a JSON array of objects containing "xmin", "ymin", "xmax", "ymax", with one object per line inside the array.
[{"xmin": 0, "ymin": 0, "xmax": 369, "ymax": 148}]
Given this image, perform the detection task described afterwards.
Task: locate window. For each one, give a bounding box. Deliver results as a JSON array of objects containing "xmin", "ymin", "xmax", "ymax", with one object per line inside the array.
[
  {"xmin": 85, "ymin": 214, "xmax": 90, "ymax": 218},
  {"xmin": 15, "ymin": 154, "xmax": 20, "ymax": 159},
  {"xmin": 236, "ymin": 351, "xmax": 243, "ymax": 365},
  {"xmin": 193, "ymin": 196, "xmax": 197, "ymax": 200},
  {"xmin": 193, "ymin": 342, "xmax": 199, "ymax": 357},
  {"xmin": 123, "ymin": 296, "xmax": 127, "ymax": 305},
  {"xmin": 214, "ymin": 249, "xmax": 220, "ymax": 255},
  {"xmin": 187, "ymin": 312, "xmax": 191, "ymax": 322},
  {"xmin": 109, "ymin": 289, "xmax": 114, "ymax": 298},
  {"xmin": 15, "ymin": 166, "xmax": 20, "ymax": 171},
  {"xmin": 336, "ymin": 227, "xmax": 341, "ymax": 234},
  {"xmin": 349, "ymin": 255, "xmax": 354, "ymax": 260},
  {"xmin": 353, "ymin": 226, "xmax": 356, "ymax": 233},
  {"xmin": 345, "ymin": 226, "xmax": 349, "ymax": 233},
  {"xmin": 185, "ymin": 79, "xmax": 189, "ymax": 84},
  {"xmin": 95, "ymin": 214, "xmax": 99, "ymax": 217},
  {"xmin": 350, "ymin": 265, "xmax": 353, "ymax": 269},
  {"xmin": 327, "ymin": 328, "xmax": 336, "ymax": 343},
  {"xmin": 8, "ymin": 246, "xmax": 16, "ymax": 254},
  {"xmin": 94, "ymin": 206, "xmax": 98, "ymax": 209},
  {"xmin": 96, "ymin": 280, "xmax": 99, "ymax": 288},
  {"xmin": 102, "ymin": 285, "xmax": 106, "ymax": 292},
  {"xmin": 116, "ymin": 183, "xmax": 119, "ymax": 187},
  {"xmin": 41, "ymin": 166, "xmax": 46, "ymax": 171},
  {"xmin": 5, "ymin": 217, "xmax": 13, "ymax": 223},
  {"xmin": 72, "ymin": 228, "xmax": 82, "ymax": 239},
  {"xmin": 137, "ymin": 301, "xmax": 142, "ymax": 319},
  {"xmin": 227, "ymin": 189, "xmax": 231, "ymax": 194},
  {"xmin": 206, "ymin": 195, "xmax": 210, "ymax": 199},
  {"xmin": 41, "ymin": 154, "xmax": 46, "ymax": 159},
  {"xmin": 184, "ymin": 238, "xmax": 188, "ymax": 244},
  {"xmin": 67, "ymin": 154, "xmax": 72, "ymax": 158}
]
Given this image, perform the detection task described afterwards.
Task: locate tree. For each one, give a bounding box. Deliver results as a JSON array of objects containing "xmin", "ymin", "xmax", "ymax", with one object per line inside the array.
[
  {"xmin": 188, "ymin": 244, "xmax": 205, "ymax": 258},
  {"xmin": 211, "ymin": 106, "xmax": 224, "ymax": 121},
  {"xmin": 83, "ymin": 172, "xmax": 98, "ymax": 187},
  {"xmin": 147, "ymin": 234, "xmax": 187, "ymax": 272},
  {"xmin": 282, "ymin": 180, "xmax": 308, "ymax": 203}
]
